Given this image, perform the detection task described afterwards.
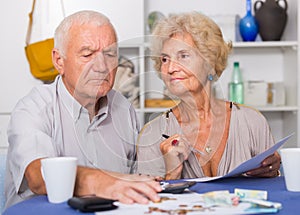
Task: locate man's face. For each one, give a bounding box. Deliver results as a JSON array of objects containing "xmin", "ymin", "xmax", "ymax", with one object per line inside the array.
[{"xmin": 61, "ymin": 23, "xmax": 118, "ymax": 103}]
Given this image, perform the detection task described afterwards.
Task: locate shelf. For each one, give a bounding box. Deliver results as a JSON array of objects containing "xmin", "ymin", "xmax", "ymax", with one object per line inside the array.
[
  {"xmin": 143, "ymin": 41, "xmax": 298, "ymax": 49},
  {"xmin": 233, "ymin": 41, "xmax": 298, "ymax": 48},
  {"xmin": 254, "ymin": 106, "xmax": 298, "ymax": 112}
]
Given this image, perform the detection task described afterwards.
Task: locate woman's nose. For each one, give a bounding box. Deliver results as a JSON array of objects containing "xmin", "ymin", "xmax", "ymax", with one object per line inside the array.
[{"xmin": 168, "ymin": 59, "xmax": 180, "ymax": 74}]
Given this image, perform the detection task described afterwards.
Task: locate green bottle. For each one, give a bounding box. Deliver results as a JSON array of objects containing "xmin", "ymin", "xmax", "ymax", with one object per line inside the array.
[{"xmin": 229, "ymin": 62, "xmax": 244, "ymax": 104}]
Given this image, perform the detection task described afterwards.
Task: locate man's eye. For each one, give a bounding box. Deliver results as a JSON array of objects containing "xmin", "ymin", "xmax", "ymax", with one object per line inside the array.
[
  {"xmin": 83, "ymin": 53, "xmax": 93, "ymax": 58},
  {"xmin": 105, "ymin": 52, "xmax": 117, "ymax": 58},
  {"xmin": 160, "ymin": 56, "xmax": 169, "ymax": 63}
]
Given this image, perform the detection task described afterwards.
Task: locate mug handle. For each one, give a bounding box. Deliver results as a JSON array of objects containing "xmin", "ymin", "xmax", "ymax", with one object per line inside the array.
[{"xmin": 40, "ymin": 166, "xmax": 45, "ymax": 181}]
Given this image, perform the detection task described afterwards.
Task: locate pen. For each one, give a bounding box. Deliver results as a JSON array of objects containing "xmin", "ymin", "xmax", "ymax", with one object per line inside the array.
[
  {"xmin": 162, "ymin": 134, "xmax": 205, "ymax": 155},
  {"xmin": 162, "ymin": 134, "xmax": 170, "ymax": 139}
]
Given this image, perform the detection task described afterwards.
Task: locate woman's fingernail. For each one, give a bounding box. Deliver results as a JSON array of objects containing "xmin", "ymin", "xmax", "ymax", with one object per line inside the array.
[{"xmin": 171, "ymin": 139, "xmax": 179, "ymax": 146}]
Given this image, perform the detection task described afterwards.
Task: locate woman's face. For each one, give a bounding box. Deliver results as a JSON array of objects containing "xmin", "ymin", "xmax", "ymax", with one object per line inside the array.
[{"xmin": 160, "ymin": 33, "xmax": 209, "ymax": 98}]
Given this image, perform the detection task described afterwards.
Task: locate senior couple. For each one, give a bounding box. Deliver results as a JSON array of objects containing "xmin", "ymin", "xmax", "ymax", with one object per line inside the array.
[{"xmin": 4, "ymin": 10, "xmax": 281, "ymax": 209}]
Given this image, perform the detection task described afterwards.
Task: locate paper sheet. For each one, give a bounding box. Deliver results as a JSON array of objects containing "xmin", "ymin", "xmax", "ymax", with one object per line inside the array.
[
  {"xmin": 99, "ymin": 192, "xmax": 278, "ymax": 215},
  {"xmin": 185, "ymin": 133, "xmax": 293, "ymax": 182}
]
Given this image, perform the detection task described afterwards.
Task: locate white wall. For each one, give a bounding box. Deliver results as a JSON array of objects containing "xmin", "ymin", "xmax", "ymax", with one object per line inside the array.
[
  {"xmin": 44, "ymin": 0, "xmax": 144, "ymax": 43},
  {"xmin": 0, "ymin": 1, "xmax": 40, "ymax": 148},
  {"xmin": 0, "ymin": 0, "xmax": 298, "ymax": 148},
  {"xmin": 0, "ymin": 0, "xmax": 144, "ymax": 113},
  {"xmin": 0, "ymin": 1, "xmax": 41, "ymax": 113},
  {"xmin": 1, "ymin": 0, "xmax": 297, "ymax": 112},
  {"xmin": 0, "ymin": 0, "xmax": 144, "ymax": 148}
]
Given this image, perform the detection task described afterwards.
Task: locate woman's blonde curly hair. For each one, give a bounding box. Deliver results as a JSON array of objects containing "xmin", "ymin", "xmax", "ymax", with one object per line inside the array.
[{"xmin": 150, "ymin": 11, "xmax": 232, "ymax": 79}]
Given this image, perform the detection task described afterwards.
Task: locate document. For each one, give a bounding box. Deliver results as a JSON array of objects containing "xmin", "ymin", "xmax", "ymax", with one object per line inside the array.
[
  {"xmin": 185, "ymin": 133, "xmax": 293, "ymax": 182},
  {"xmin": 101, "ymin": 192, "xmax": 279, "ymax": 215}
]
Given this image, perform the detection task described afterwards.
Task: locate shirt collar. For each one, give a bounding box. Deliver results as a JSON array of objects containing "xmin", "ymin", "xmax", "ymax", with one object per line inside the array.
[
  {"xmin": 57, "ymin": 77, "xmax": 82, "ymax": 121},
  {"xmin": 57, "ymin": 77, "xmax": 110, "ymax": 122}
]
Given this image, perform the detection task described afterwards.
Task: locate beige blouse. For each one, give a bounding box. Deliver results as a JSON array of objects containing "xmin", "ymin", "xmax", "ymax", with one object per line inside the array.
[{"xmin": 137, "ymin": 104, "xmax": 275, "ymax": 178}]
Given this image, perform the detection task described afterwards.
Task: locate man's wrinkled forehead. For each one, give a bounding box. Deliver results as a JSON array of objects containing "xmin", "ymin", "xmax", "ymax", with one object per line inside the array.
[{"xmin": 70, "ymin": 23, "xmax": 117, "ymax": 46}]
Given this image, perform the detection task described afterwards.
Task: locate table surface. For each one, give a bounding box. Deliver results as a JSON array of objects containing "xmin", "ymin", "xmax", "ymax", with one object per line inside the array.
[{"xmin": 3, "ymin": 176, "xmax": 300, "ymax": 215}]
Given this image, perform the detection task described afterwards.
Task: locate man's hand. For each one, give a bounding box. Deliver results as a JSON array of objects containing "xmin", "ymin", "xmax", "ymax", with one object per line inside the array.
[
  {"xmin": 25, "ymin": 158, "xmax": 47, "ymax": 195},
  {"xmin": 246, "ymin": 152, "xmax": 281, "ymax": 177},
  {"xmin": 75, "ymin": 167, "xmax": 162, "ymax": 204},
  {"xmin": 26, "ymin": 159, "xmax": 162, "ymax": 204}
]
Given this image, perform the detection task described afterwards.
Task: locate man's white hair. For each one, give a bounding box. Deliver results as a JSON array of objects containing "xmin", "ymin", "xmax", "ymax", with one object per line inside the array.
[{"xmin": 54, "ymin": 10, "xmax": 116, "ymax": 58}]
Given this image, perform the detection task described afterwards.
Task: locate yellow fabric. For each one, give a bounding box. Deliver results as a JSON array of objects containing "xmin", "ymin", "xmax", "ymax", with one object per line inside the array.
[
  {"xmin": 24, "ymin": 0, "xmax": 60, "ymax": 82},
  {"xmin": 25, "ymin": 38, "xmax": 58, "ymax": 81}
]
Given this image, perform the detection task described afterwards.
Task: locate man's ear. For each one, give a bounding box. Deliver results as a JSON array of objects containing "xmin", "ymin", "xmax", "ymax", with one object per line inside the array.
[{"xmin": 52, "ymin": 48, "xmax": 64, "ymax": 75}]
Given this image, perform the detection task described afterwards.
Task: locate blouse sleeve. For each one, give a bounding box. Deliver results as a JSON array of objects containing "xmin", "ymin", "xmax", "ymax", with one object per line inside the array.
[{"xmin": 219, "ymin": 105, "xmax": 275, "ymax": 175}]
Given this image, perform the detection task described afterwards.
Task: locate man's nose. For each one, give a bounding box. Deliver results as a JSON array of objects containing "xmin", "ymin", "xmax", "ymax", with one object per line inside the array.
[{"xmin": 92, "ymin": 52, "xmax": 108, "ymax": 73}]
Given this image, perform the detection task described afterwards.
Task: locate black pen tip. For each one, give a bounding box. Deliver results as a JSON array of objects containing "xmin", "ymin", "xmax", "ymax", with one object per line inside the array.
[{"xmin": 162, "ymin": 134, "xmax": 169, "ymax": 139}]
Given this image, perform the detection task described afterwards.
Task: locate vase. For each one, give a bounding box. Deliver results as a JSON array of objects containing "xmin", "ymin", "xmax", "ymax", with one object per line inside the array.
[
  {"xmin": 239, "ymin": 0, "xmax": 259, "ymax": 42},
  {"xmin": 254, "ymin": 0, "xmax": 288, "ymax": 41}
]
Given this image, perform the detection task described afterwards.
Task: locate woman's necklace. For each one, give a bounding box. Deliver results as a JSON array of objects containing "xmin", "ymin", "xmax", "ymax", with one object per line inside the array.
[
  {"xmin": 205, "ymin": 146, "xmax": 212, "ymax": 154},
  {"xmin": 203, "ymin": 102, "xmax": 233, "ymax": 156},
  {"xmin": 171, "ymin": 106, "xmax": 214, "ymax": 155}
]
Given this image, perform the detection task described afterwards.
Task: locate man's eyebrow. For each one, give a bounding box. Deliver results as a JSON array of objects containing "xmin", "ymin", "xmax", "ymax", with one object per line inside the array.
[
  {"xmin": 103, "ymin": 47, "xmax": 117, "ymax": 52},
  {"xmin": 78, "ymin": 45, "xmax": 118, "ymax": 54},
  {"xmin": 103, "ymin": 45, "xmax": 118, "ymax": 52},
  {"xmin": 78, "ymin": 46, "xmax": 94, "ymax": 53}
]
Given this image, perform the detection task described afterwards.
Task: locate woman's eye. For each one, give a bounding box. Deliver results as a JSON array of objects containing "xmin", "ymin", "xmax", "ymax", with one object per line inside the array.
[
  {"xmin": 160, "ymin": 56, "xmax": 169, "ymax": 63},
  {"xmin": 180, "ymin": 53, "xmax": 189, "ymax": 59}
]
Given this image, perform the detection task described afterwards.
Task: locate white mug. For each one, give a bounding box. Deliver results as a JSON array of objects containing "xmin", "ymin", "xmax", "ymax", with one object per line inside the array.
[
  {"xmin": 280, "ymin": 148, "xmax": 300, "ymax": 192},
  {"xmin": 41, "ymin": 157, "xmax": 77, "ymax": 203}
]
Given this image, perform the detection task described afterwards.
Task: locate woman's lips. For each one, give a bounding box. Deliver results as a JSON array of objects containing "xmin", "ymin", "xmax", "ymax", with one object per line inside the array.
[{"xmin": 170, "ymin": 77, "xmax": 185, "ymax": 82}]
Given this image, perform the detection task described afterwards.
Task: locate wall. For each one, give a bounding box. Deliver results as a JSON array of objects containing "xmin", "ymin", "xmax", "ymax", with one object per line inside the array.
[
  {"xmin": 0, "ymin": 0, "xmax": 144, "ymax": 148},
  {"xmin": 0, "ymin": 0, "xmax": 298, "ymax": 148}
]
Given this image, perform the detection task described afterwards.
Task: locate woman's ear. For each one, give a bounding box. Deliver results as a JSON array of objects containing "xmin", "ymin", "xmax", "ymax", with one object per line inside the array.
[{"xmin": 52, "ymin": 48, "xmax": 64, "ymax": 75}]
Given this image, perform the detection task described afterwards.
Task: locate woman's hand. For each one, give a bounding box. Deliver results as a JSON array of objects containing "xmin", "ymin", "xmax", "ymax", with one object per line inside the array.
[
  {"xmin": 246, "ymin": 152, "xmax": 281, "ymax": 177},
  {"xmin": 160, "ymin": 134, "xmax": 190, "ymax": 180}
]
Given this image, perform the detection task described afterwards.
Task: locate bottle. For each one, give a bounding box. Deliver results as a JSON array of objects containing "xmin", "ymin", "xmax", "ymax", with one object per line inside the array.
[
  {"xmin": 239, "ymin": 0, "xmax": 259, "ymax": 41},
  {"xmin": 229, "ymin": 62, "xmax": 244, "ymax": 104}
]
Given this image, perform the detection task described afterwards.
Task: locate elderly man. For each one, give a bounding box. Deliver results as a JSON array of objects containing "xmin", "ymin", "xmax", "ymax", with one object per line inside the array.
[{"xmin": 5, "ymin": 10, "xmax": 161, "ymax": 209}]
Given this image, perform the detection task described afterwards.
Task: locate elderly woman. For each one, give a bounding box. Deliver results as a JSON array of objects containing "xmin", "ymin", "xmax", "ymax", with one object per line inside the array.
[{"xmin": 137, "ymin": 12, "xmax": 281, "ymax": 180}]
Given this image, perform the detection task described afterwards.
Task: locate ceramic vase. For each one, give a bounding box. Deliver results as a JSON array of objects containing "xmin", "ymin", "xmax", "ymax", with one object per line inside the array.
[
  {"xmin": 239, "ymin": 0, "xmax": 259, "ymax": 42},
  {"xmin": 254, "ymin": 0, "xmax": 288, "ymax": 41}
]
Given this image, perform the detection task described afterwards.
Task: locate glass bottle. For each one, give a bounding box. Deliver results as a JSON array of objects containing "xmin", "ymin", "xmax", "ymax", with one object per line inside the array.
[
  {"xmin": 239, "ymin": 0, "xmax": 259, "ymax": 41},
  {"xmin": 229, "ymin": 62, "xmax": 244, "ymax": 104}
]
